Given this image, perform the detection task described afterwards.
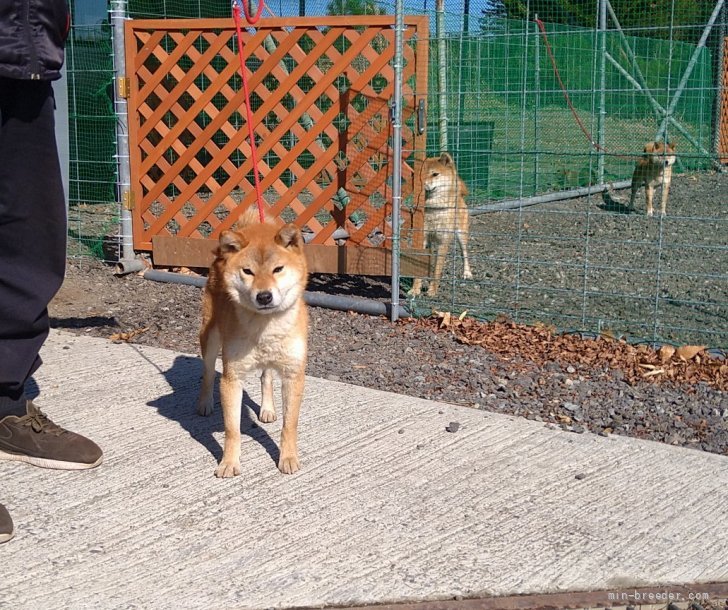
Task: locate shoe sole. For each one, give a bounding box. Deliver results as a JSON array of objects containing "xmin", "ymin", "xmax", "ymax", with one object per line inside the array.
[
  {"xmin": 0, "ymin": 449, "xmax": 102, "ymax": 470},
  {"xmin": 0, "ymin": 530, "xmax": 15, "ymax": 544}
]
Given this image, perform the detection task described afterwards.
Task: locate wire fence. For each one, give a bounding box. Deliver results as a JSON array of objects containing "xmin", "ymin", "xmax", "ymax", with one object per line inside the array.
[
  {"xmin": 64, "ymin": 0, "xmax": 727, "ymax": 346},
  {"xmin": 405, "ymin": 0, "xmax": 727, "ymax": 348}
]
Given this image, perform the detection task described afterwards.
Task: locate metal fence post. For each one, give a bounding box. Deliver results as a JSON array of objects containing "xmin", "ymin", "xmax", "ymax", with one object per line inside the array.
[
  {"xmin": 597, "ymin": 0, "xmax": 607, "ymax": 184},
  {"xmin": 390, "ymin": 0, "xmax": 405, "ymax": 322},
  {"xmin": 436, "ymin": 0, "xmax": 448, "ymax": 152},
  {"xmin": 111, "ymin": 0, "xmax": 135, "ymax": 263}
]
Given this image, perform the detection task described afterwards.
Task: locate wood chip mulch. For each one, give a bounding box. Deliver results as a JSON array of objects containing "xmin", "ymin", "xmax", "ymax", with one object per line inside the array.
[{"xmin": 412, "ymin": 312, "xmax": 728, "ymax": 392}]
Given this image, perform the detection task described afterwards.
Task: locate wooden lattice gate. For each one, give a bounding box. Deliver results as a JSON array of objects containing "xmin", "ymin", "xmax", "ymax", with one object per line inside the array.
[
  {"xmin": 720, "ymin": 36, "xmax": 728, "ymax": 163},
  {"xmin": 124, "ymin": 16, "xmax": 429, "ymax": 275}
]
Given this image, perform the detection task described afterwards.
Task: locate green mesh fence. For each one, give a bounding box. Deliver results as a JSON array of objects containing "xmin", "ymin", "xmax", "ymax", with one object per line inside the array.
[
  {"xmin": 65, "ymin": 20, "xmax": 118, "ymax": 259},
  {"xmin": 426, "ymin": 18, "xmax": 716, "ymax": 202}
]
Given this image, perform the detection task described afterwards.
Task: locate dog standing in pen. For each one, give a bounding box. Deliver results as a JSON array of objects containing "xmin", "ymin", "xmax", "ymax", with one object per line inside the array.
[
  {"xmin": 409, "ymin": 153, "xmax": 473, "ymax": 297},
  {"xmin": 629, "ymin": 141, "xmax": 676, "ymax": 217}
]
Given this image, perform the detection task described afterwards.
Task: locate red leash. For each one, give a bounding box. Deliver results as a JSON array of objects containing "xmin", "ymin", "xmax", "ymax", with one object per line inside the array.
[
  {"xmin": 535, "ymin": 18, "xmax": 634, "ymax": 162},
  {"xmin": 232, "ymin": 1, "xmax": 265, "ymax": 222}
]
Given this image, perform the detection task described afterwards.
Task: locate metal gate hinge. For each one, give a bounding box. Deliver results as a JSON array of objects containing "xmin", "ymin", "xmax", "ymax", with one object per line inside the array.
[
  {"xmin": 118, "ymin": 76, "xmax": 130, "ymax": 99},
  {"xmin": 122, "ymin": 190, "xmax": 135, "ymax": 210}
]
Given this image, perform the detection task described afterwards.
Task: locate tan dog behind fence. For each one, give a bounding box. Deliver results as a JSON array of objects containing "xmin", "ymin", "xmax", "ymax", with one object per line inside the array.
[
  {"xmin": 409, "ymin": 153, "xmax": 473, "ymax": 297},
  {"xmin": 629, "ymin": 141, "xmax": 677, "ymax": 217}
]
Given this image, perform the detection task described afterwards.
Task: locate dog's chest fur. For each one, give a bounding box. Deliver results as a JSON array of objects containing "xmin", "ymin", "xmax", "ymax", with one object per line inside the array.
[
  {"xmin": 424, "ymin": 181, "xmax": 464, "ymax": 235},
  {"xmin": 633, "ymin": 158, "xmax": 672, "ymax": 188},
  {"xmin": 223, "ymin": 304, "xmax": 307, "ymax": 374}
]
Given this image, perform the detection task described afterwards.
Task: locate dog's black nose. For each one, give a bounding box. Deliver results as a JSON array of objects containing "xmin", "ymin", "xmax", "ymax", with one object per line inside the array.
[{"xmin": 256, "ymin": 291, "xmax": 273, "ymax": 306}]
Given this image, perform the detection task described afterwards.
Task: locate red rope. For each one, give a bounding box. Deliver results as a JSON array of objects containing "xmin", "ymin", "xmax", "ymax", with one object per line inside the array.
[
  {"xmin": 534, "ymin": 18, "xmax": 634, "ymax": 162},
  {"xmin": 233, "ymin": 2, "xmax": 265, "ymax": 222},
  {"xmin": 241, "ymin": 0, "xmax": 263, "ymax": 24}
]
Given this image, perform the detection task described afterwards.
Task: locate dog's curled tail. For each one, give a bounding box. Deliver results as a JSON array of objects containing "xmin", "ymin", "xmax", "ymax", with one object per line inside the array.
[{"xmin": 235, "ymin": 205, "xmax": 273, "ymax": 229}]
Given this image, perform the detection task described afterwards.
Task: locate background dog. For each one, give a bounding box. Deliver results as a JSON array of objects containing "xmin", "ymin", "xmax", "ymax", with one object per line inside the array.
[
  {"xmin": 629, "ymin": 141, "xmax": 676, "ymax": 217},
  {"xmin": 409, "ymin": 153, "xmax": 472, "ymax": 297},
  {"xmin": 197, "ymin": 210, "xmax": 308, "ymax": 478}
]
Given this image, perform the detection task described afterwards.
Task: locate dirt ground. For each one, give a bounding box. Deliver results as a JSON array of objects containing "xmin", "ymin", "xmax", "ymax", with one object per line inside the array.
[{"xmin": 405, "ymin": 172, "xmax": 728, "ymax": 348}]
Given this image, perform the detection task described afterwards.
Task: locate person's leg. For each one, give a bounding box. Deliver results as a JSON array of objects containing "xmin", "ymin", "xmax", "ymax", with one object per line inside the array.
[
  {"xmin": 0, "ymin": 78, "xmax": 66, "ymax": 411},
  {"xmin": 0, "ymin": 78, "xmax": 102, "ymax": 472}
]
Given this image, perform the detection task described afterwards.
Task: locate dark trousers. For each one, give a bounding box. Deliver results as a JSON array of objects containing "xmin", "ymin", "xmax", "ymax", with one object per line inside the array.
[{"xmin": 0, "ymin": 78, "xmax": 66, "ymax": 401}]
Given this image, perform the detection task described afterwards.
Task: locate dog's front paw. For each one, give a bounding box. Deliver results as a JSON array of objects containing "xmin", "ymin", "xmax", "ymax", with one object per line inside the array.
[
  {"xmin": 197, "ymin": 396, "xmax": 214, "ymax": 417},
  {"xmin": 215, "ymin": 460, "xmax": 242, "ymax": 478},
  {"xmin": 408, "ymin": 278, "xmax": 423, "ymax": 296},
  {"xmin": 258, "ymin": 409, "xmax": 277, "ymax": 423},
  {"xmin": 278, "ymin": 455, "xmax": 300, "ymax": 474},
  {"xmin": 463, "ymin": 269, "xmax": 473, "ymax": 280},
  {"xmin": 647, "ymin": 209, "xmax": 654, "ymax": 217}
]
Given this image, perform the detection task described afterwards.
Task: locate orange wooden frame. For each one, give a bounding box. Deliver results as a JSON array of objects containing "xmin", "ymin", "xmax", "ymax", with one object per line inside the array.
[
  {"xmin": 124, "ymin": 16, "xmax": 429, "ymax": 273},
  {"xmin": 719, "ymin": 37, "xmax": 728, "ymax": 163}
]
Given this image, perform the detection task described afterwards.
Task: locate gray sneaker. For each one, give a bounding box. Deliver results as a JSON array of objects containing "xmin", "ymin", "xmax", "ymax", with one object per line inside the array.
[
  {"xmin": 0, "ymin": 503, "xmax": 13, "ymax": 544},
  {"xmin": 0, "ymin": 401, "xmax": 102, "ymax": 470}
]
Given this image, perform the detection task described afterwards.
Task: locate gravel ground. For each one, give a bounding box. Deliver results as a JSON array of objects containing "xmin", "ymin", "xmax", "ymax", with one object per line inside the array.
[
  {"xmin": 50, "ymin": 257, "xmax": 728, "ymax": 457},
  {"xmin": 407, "ymin": 172, "xmax": 728, "ymax": 347}
]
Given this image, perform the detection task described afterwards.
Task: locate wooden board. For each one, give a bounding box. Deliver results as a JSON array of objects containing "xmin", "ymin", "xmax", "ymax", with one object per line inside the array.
[{"xmin": 152, "ymin": 236, "xmax": 429, "ymax": 277}]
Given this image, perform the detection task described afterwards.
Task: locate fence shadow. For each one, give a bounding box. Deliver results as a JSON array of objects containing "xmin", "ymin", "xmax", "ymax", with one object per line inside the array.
[{"xmin": 145, "ymin": 354, "xmax": 280, "ymax": 467}]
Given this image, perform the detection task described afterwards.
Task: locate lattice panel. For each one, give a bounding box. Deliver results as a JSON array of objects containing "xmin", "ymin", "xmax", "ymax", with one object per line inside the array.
[
  {"xmin": 125, "ymin": 16, "xmax": 429, "ymax": 263},
  {"xmin": 720, "ymin": 36, "xmax": 728, "ymax": 164}
]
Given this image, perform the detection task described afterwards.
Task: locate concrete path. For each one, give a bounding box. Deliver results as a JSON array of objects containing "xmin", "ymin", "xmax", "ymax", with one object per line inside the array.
[{"xmin": 1, "ymin": 330, "xmax": 727, "ymax": 610}]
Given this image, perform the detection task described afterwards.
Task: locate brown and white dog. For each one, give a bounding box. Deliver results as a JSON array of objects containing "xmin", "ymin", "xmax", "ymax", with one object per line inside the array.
[
  {"xmin": 629, "ymin": 141, "xmax": 676, "ymax": 217},
  {"xmin": 409, "ymin": 153, "xmax": 472, "ymax": 297},
  {"xmin": 197, "ymin": 210, "xmax": 308, "ymax": 478}
]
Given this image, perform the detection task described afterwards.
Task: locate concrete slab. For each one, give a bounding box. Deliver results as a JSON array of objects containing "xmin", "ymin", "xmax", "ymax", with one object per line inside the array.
[{"xmin": 1, "ymin": 330, "xmax": 727, "ymax": 610}]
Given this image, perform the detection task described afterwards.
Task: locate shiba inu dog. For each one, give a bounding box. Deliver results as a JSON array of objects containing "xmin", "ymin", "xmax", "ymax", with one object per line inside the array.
[
  {"xmin": 197, "ymin": 210, "xmax": 308, "ymax": 477},
  {"xmin": 629, "ymin": 141, "xmax": 676, "ymax": 217},
  {"xmin": 409, "ymin": 153, "xmax": 472, "ymax": 297}
]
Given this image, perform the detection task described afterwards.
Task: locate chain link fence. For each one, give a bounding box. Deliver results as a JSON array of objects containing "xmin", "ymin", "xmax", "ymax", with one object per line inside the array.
[
  {"xmin": 64, "ymin": 0, "xmax": 727, "ymax": 346},
  {"xmin": 406, "ymin": 0, "xmax": 727, "ymax": 348}
]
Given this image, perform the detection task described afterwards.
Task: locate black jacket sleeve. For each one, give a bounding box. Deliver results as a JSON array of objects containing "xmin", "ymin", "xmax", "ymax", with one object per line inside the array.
[{"xmin": 0, "ymin": 0, "xmax": 70, "ymax": 80}]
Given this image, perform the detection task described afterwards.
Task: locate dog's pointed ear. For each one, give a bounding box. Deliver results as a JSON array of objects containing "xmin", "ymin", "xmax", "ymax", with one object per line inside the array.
[
  {"xmin": 668, "ymin": 141, "xmax": 676, "ymax": 151},
  {"xmin": 275, "ymin": 223, "xmax": 304, "ymax": 250},
  {"xmin": 644, "ymin": 142, "xmax": 657, "ymax": 153},
  {"xmin": 440, "ymin": 152, "xmax": 454, "ymax": 166},
  {"xmin": 218, "ymin": 230, "xmax": 246, "ymax": 256}
]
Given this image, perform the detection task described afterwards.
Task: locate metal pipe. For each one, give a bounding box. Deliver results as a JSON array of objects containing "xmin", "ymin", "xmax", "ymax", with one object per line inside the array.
[
  {"xmin": 390, "ymin": 0, "xmax": 405, "ymax": 322},
  {"xmin": 114, "ymin": 259, "xmax": 146, "ymax": 275},
  {"xmin": 533, "ymin": 14, "xmax": 540, "ymax": 193},
  {"xmin": 605, "ymin": 0, "xmax": 663, "ymax": 124},
  {"xmin": 436, "ymin": 0, "xmax": 448, "ymax": 152},
  {"xmin": 142, "ymin": 270, "xmax": 412, "ymax": 318},
  {"xmin": 110, "ymin": 0, "xmax": 133, "ymax": 262},
  {"xmin": 144, "ymin": 269, "xmax": 206, "ymax": 287},
  {"xmin": 469, "ymin": 180, "xmax": 632, "ymax": 215},
  {"xmin": 597, "ymin": 0, "xmax": 607, "ymax": 184},
  {"xmin": 656, "ymin": 0, "xmax": 725, "ymax": 141},
  {"xmin": 305, "ymin": 291, "xmax": 410, "ymax": 319}
]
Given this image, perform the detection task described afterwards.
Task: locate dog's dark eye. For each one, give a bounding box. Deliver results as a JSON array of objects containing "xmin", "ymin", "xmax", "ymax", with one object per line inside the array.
[
  {"xmin": 242, "ymin": 268, "xmax": 254, "ymax": 276},
  {"xmin": 431, "ymin": 172, "xmax": 439, "ymax": 177},
  {"xmin": 273, "ymin": 266, "xmax": 284, "ymax": 274}
]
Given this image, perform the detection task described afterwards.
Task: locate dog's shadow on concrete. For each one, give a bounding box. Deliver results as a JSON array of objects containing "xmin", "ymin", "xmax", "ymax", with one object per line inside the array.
[{"xmin": 146, "ymin": 354, "xmax": 280, "ymax": 467}]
